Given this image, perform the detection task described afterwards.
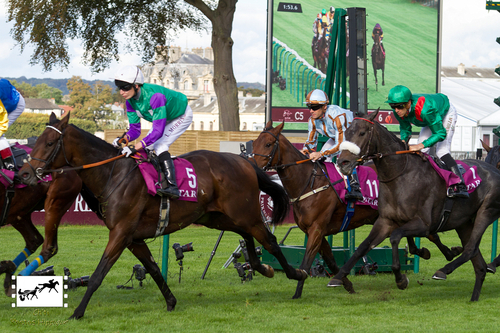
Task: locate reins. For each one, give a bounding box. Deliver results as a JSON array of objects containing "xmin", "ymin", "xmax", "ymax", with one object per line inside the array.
[{"xmin": 25, "ymin": 125, "xmax": 141, "ymax": 180}]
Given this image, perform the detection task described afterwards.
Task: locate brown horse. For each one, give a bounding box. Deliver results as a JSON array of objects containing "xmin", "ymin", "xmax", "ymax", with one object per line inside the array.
[
  {"xmin": 371, "ymin": 33, "xmax": 385, "ymax": 90},
  {"xmin": 0, "ymin": 151, "xmax": 84, "ymax": 294},
  {"xmin": 332, "ymin": 111, "xmax": 500, "ymax": 301},
  {"xmin": 312, "ymin": 26, "xmax": 329, "ymax": 73},
  {"xmin": 19, "ymin": 113, "xmax": 307, "ymax": 320},
  {"xmin": 251, "ymin": 121, "xmax": 462, "ymax": 299}
]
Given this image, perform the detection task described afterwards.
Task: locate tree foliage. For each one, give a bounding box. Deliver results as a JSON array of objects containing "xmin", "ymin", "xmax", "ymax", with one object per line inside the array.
[
  {"xmin": 11, "ymin": 80, "xmax": 64, "ymax": 103},
  {"xmin": 8, "ymin": 0, "xmax": 242, "ymax": 131}
]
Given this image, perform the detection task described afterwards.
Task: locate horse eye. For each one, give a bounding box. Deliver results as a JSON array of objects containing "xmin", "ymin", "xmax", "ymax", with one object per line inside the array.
[
  {"xmin": 265, "ymin": 143, "xmax": 272, "ymax": 148},
  {"xmin": 47, "ymin": 142, "xmax": 54, "ymax": 147},
  {"xmin": 359, "ymin": 131, "xmax": 366, "ymax": 136}
]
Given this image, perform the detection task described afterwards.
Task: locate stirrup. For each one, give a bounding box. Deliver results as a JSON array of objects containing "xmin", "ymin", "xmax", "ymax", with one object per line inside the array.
[
  {"xmin": 345, "ymin": 190, "xmax": 363, "ymax": 201},
  {"xmin": 157, "ymin": 186, "xmax": 180, "ymax": 199},
  {"xmin": 446, "ymin": 185, "xmax": 469, "ymax": 199}
]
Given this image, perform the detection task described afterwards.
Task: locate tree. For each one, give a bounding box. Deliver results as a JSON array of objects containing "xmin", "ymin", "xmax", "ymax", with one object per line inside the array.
[{"xmin": 7, "ymin": 0, "xmax": 241, "ymax": 131}]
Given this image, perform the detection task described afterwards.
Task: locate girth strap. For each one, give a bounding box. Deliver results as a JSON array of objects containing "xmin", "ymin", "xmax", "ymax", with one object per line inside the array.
[
  {"xmin": 436, "ymin": 197, "xmax": 454, "ymax": 233},
  {"xmin": 289, "ymin": 184, "xmax": 330, "ymax": 203},
  {"xmin": 156, "ymin": 196, "xmax": 170, "ymax": 237}
]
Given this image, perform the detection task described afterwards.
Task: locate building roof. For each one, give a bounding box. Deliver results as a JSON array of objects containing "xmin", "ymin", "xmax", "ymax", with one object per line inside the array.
[
  {"xmin": 176, "ymin": 53, "xmax": 213, "ymax": 65},
  {"xmin": 25, "ymin": 98, "xmax": 62, "ymax": 110},
  {"xmin": 441, "ymin": 66, "xmax": 500, "ymax": 79}
]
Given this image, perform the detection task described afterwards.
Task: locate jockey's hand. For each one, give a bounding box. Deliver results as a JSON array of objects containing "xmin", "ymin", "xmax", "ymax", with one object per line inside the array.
[
  {"xmin": 309, "ymin": 151, "xmax": 323, "ymax": 162},
  {"xmin": 121, "ymin": 146, "xmax": 137, "ymax": 158},
  {"xmin": 409, "ymin": 143, "xmax": 425, "ymax": 152},
  {"xmin": 112, "ymin": 137, "xmax": 121, "ymax": 148}
]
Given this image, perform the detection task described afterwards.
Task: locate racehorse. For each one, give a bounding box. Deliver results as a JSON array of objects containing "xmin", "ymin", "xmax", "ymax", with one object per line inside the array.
[
  {"xmin": 312, "ymin": 27, "xmax": 329, "ymax": 73},
  {"xmin": 38, "ymin": 279, "xmax": 59, "ymax": 293},
  {"xmin": 18, "ymin": 113, "xmax": 308, "ymax": 319},
  {"xmin": 251, "ymin": 121, "xmax": 463, "ymax": 299},
  {"xmin": 0, "ymin": 152, "xmax": 85, "ymax": 295},
  {"xmin": 330, "ymin": 110, "xmax": 500, "ymax": 301},
  {"xmin": 480, "ymin": 139, "xmax": 500, "ymax": 272},
  {"xmin": 371, "ymin": 32, "xmax": 385, "ymax": 90}
]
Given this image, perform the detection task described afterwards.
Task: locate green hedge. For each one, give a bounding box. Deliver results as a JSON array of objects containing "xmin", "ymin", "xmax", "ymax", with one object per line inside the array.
[{"xmin": 5, "ymin": 113, "xmax": 97, "ymax": 139}]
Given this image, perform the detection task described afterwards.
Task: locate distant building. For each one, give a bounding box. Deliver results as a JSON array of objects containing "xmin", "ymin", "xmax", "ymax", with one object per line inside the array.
[{"xmin": 24, "ymin": 98, "xmax": 63, "ymax": 117}]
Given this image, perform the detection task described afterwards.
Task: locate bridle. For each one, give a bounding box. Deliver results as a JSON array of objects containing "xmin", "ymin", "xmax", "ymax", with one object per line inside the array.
[
  {"xmin": 251, "ymin": 129, "xmax": 281, "ymax": 171},
  {"xmin": 24, "ymin": 125, "xmax": 71, "ymax": 181}
]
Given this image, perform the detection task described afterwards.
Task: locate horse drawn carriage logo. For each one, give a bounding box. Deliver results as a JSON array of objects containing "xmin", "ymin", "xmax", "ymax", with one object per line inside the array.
[{"xmin": 13, "ymin": 276, "xmax": 67, "ymax": 307}]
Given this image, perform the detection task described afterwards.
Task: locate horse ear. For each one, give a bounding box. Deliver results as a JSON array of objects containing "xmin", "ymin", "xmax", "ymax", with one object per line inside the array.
[
  {"xmin": 49, "ymin": 112, "xmax": 58, "ymax": 124},
  {"xmin": 276, "ymin": 122, "xmax": 285, "ymax": 134},
  {"xmin": 481, "ymin": 139, "xmax": 491, "ymax": 152},
  {"xmin": 368, "ymin": 108, "xmax": 380, "ymax": 122},
  {"xmin": 59, "ymin": 112, "xmax": 70, "ymax": 130},
  {"xmin": 265, "ymin": 120, "xmax": 273, "ymax": 130}
]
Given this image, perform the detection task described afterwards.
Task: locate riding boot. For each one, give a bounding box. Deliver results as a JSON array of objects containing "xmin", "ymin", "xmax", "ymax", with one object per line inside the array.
[
  {"xmin": 0, "ymin": 147, "xmax": 16, "ymax": 171},
  {"xmin": 157, "ymin": 151, "xmax": 179, "ymax": 199},
  {"xmin": 441, "ymin": 153, "xmax": 469, "ymax": 199},
  {"xmin": 345, "ymin": 172, "xmax": 363, "ymax": 201},
  {"xmin": 448, "ymin": 165, "xmax": 469, "ymax": 199}
]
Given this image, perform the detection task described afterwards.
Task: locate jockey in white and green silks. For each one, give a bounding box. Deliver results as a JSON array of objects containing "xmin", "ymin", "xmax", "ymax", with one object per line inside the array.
[{"xmin": 387, "ymin": 85, "xmax": 468, "ymax": 198}]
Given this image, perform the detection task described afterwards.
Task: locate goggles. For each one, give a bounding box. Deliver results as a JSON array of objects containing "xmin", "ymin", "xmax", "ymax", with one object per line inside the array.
[
  {"xmin": 389, "ymin": 103, "xmax": 406, "ymax": 110},
  {"xmin": 308, "ymin": 104, "xmax": 324, "ymax": 111}
]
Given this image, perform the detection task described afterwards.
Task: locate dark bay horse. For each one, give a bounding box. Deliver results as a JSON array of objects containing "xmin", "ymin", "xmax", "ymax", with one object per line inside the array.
[
  {"xmin": 19, "ymin": 113, "xmax": 307, "ymax": 320},
  {"xmin": 251, "ymin": 121, "xmax": 462, "ymax": 299},
  {"xmin": 371, "ymin": 32, "xmax": 385, "ymax": 89},
  {"xmin": 480, "ymin": 139, "xmax": 500, "ymax": 272},
  {"xmin": 312, "ymin": 27, "xmax": 329, "ymax": 73},
  {"xmin": 0, "ymin": 156, "xmax": 83, "ymax": 294},
  {"xmin": 331, "ymin": 110, "xmax": 500, "ymax": 301}
]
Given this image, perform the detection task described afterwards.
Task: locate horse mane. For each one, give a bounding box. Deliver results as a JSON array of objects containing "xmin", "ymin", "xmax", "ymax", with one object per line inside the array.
[{"xmin": 373, "ymin": 119, "xmax": 407, "ymax": 150}]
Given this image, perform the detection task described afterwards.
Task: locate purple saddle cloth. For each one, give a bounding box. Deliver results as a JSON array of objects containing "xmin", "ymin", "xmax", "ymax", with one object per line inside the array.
[{"xmin": 136, "ymin": 151, "xmax": 198, "ymax": 202}]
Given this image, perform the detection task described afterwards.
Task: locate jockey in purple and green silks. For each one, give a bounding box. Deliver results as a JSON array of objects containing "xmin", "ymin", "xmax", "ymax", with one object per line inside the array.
[
  {"xmin": 0, "ymin": 78, "xmax": 25, "ymax": 170},
  {"xmin": 387, "ymin": 85, "xmax": 468, "ymax": 199},
  {"xmin": 114, "ymin": 66, "xmax": 193, "ymax": 199},
  {"xmin": 301, "ymin": 89, "xmax": 363, "ymax": 202}
]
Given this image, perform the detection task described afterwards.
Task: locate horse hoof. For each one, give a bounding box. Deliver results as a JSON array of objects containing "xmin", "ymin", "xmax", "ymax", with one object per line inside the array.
[
  {"xmin": 342, "ymin": 277, "xmax": 355, "ymax": 294},
  {"xmin": 0, "ymin": 261, "xmax": 16, "ymax": 275},
  {"xmin": 396, "ymin": 274, "xmax": 409, "ymax": 290},
  {"xmin": 4, "ymin": 272, "xmax": 13, "ymax": 297},
  {"xmin": 262, "ymin": 264, "xmax": 275, "ymax": 278},
  {"xmin": 327, "ymin": 278, "xmax": 343, "ymax": 287},
  {"xmin": 487, "ymin": 263, "xmax": 496, "ymax": 274},
  {"xmin": 420, "ymin": 247, "xmax": 431, "ymax": 260},
  {"xmin": 433, "ymin": 270, "xmax": 447, "ymax": 280}
]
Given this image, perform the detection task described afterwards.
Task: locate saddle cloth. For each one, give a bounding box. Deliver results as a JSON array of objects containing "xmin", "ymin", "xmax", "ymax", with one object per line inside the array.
[
  {"xmin": 426, "ymin": 154, "xmax": 482, "ymax": 192},
  {"xmin": 323, "ymin": 163, "xmax": 379, "ymax": 209},
  {"xmin": 136, "ymin": 150, "xmax": 198, "ymax": 202}
]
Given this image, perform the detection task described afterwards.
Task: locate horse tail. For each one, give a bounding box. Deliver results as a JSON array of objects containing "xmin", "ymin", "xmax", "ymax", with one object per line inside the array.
[{"xmin": 250, "ymin": 163, "xmax": 290, "ymax": 225}]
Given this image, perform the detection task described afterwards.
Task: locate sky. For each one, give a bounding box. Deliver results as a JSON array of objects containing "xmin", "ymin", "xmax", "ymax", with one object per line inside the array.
[{"xmin": 0, "ymin": 0, "xmax": 499, "ymax": 84}]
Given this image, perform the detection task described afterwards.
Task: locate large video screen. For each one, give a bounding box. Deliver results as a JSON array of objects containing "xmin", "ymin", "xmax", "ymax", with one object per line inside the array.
[{"xmin": 267, "ymin": 0, "xmax": 440, "ymax": 130}]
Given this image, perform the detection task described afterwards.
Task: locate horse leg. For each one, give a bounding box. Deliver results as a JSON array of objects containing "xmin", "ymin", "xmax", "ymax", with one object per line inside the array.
[
  {"xmin": 70, "ymin": 228, "xmax": 130, "ymax": 320},
  {"xmin": 427, "ymin": 233, "xmax": 463, "ymax": 261},
  {"xmin": 328, "ymin": 219, "xmax": 391, "ymax": 288},
  {"xmin": 381, "ymin": 68, "xmax": 385, "ymax": 86},
  {"xmin": 318, "ymin": 237, "xmax": 355, "ymax": 294},
  {"xmin": 19, "ymin": 178, "xmax": 80, "ymax": 276},
  {"xmin": 127, "ymin": 240, "xmax": 176, "ymax": 311},
  {"xmin": 292, "ymin": 228, "xmax": 324, "ymax": 299},
  {"xmin": 433, "ymin": 220, "xmax": 489, "ymax": 301},
  {"xmin": 487, "ymin": 255, "xmax": 500, "ymax": 273},
  {"xmin": 406, "ymin": 237, "xmax": 431, "ymax": 260},
  {"xmin": 389, "ymin": 228, "xmax": 410, "ymax": 290},
  {"xmin": 243, "ymin": 228, "xmax": 308, "ymax": 282}
]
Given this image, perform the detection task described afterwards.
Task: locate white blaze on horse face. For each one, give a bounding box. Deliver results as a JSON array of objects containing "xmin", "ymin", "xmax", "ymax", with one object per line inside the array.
[{"xmin": 339, "ymin": 141, "xmax": 361, "ymax": 155}]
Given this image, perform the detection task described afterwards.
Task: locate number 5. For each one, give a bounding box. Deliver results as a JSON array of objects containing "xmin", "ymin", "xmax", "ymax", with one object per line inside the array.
[{"xmin": 186, "ymin": 168, "xmax": 197, "ymax": 188}]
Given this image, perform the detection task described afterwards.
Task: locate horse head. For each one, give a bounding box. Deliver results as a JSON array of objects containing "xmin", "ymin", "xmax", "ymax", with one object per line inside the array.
[
  {"xmin": 482, "ymin": 139, "xmax": 500, "ymax": 171},
  {"xmin": 19, "ymin": 112, "xmax": 71, "ymax": 186},
  {"xmin": 252, "ymin": 121, "xmax": 285, "ymax": 170}
]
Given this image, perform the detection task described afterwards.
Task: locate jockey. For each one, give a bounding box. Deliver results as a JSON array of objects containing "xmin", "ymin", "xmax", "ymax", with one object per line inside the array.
[
  {"xmin": 0, "ymin": 79, "xmax": 25, "ymax": 170},
  {"xmin": 372, "ymin": 23, "xmax": 383, "ymax": 41},
  {"xmin": 386, "ymin": 85, "xmax": 469, "ymax": 198},
  {"xmin": 301, "ymin": 89, "xmax": 363, "ymax": 201},
  {"xmin": 113, "ymin": 65, "xmax": 193, "ymax": 199}
]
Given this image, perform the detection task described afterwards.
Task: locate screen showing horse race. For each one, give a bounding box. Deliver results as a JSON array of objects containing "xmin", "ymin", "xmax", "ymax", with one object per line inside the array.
[{"xmin": 267, "ymin": 0, "xmax": 440, "ymax": 130}]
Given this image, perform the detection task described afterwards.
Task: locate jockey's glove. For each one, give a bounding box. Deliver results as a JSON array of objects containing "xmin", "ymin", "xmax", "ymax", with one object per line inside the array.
[
  {"xmin": 121, "ymin": 146, "xmax": 137, "ymax": 158},
  {"xmin": 112, "ymin": 137, "xmax": 121, "ymax": 148}
]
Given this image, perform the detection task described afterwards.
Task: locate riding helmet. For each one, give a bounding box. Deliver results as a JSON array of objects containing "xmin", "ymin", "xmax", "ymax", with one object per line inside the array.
[
  {"xmin": 115, "ymin": 66, "xmax": 145, "ymax": 88},
  {"xmin": 322, "ymin": 8, "xmax": 326, "ymax": 15},
  {"xmin": 386, "ymin": 85, "xmax": 412, "ymax": 104},
  {"xmin": 305, "ymin": 89, "xmax": 329, "ymax": 106}
]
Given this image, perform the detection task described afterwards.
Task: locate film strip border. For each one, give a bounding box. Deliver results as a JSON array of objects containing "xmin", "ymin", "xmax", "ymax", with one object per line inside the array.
[{"xmin": 11, "ymin": 275, "xmax": 68, "ymax": 308}]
